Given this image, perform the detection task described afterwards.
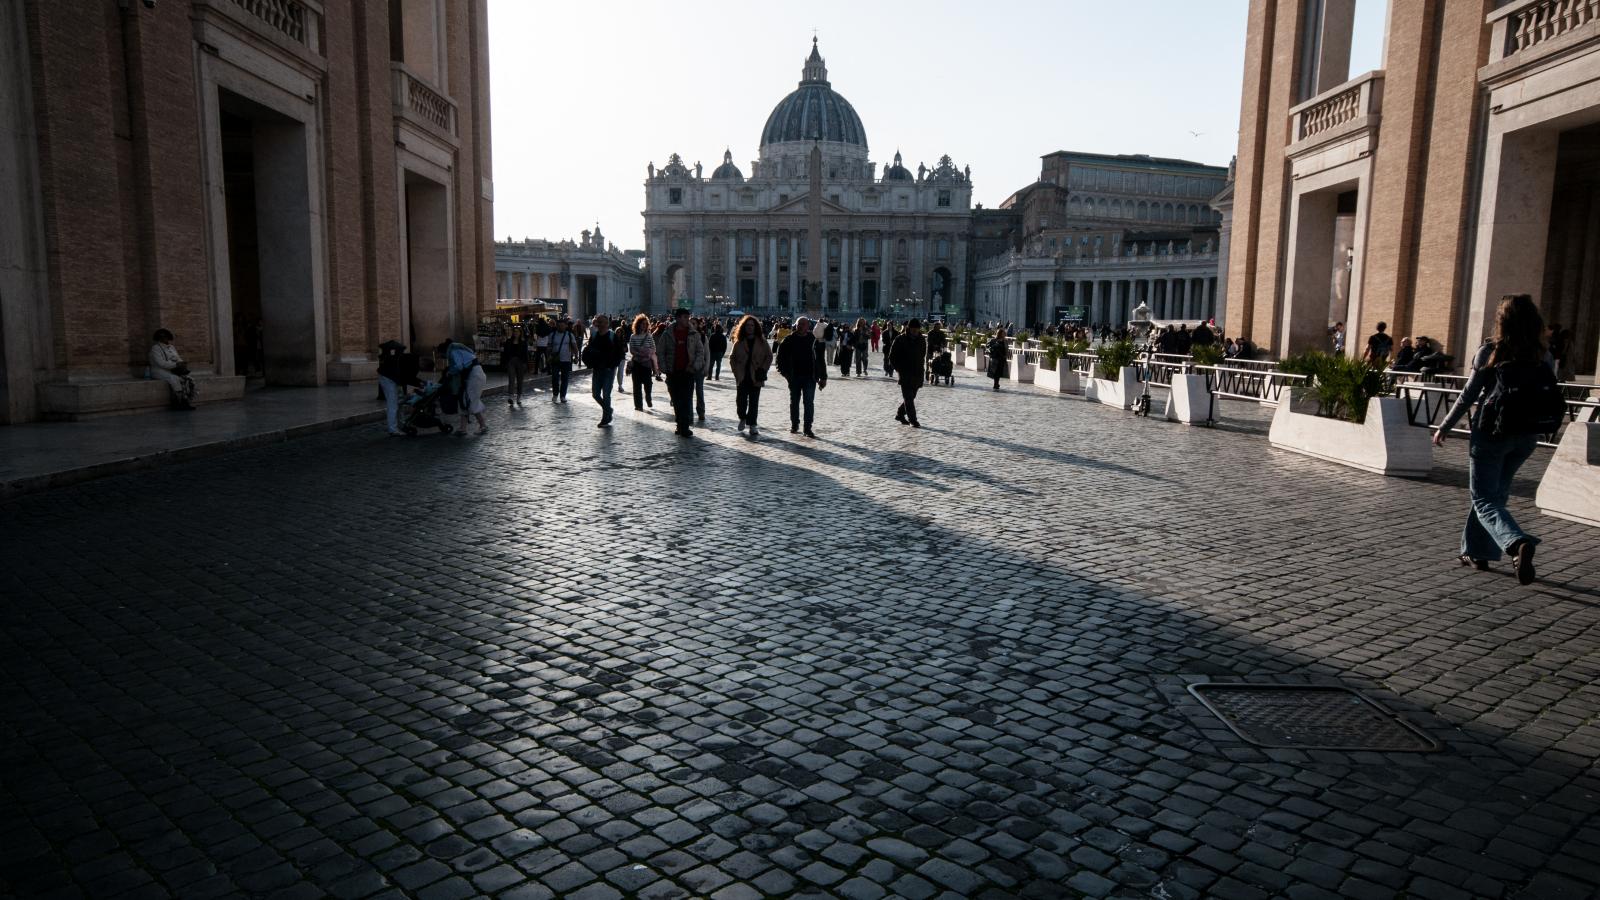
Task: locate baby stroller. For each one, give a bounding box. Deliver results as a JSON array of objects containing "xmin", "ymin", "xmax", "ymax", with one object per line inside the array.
[
  {"xmin": 929, "ymin": 350, "xmax": 955, "ymax": 386},
  {"xmin": 398, "ymin": 381, "xmax": 455, "ymax": 436}
]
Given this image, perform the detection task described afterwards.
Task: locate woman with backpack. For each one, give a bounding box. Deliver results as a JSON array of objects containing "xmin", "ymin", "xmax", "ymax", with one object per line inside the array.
[{"xmin": 1434, "ymin": 294, "xmax": 1564, "ymax": 584}]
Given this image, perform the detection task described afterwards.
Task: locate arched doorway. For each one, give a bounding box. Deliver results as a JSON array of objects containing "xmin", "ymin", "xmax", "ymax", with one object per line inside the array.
[
  {"xmin": 666, "ymin": 264, "xmax": 686, "ymax": 310},
  {"xmin": 932, "ymin": 267, "xmax": 953, "ymax": 318}
]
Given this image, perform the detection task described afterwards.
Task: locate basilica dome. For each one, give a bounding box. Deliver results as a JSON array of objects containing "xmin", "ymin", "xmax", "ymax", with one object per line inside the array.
[{"xmin": 759, "ymin": 39, "xmax": 867, "ymax": 150}]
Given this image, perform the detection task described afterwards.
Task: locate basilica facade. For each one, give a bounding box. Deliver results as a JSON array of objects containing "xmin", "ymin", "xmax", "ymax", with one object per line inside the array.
[{"xmin": 642, "ymin": 40, "xmax": 972, "ymax": 319}]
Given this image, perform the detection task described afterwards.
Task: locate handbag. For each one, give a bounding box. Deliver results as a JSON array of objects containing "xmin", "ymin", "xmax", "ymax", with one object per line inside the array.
[{"xmin": 172, "ymin": 364, "xmax": 191, "ymax": 377}]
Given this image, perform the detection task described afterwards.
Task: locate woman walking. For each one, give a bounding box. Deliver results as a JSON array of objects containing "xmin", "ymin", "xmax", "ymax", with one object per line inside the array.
[
  {"xmin": 628, "ymin": 313, "xmax": 658, "ymax": 411},
  {"xmin": 728, "ymin": 314, "xmax": 773, "ymax": 438},
  {"xmin": 1434, "ymin": 294, "xmax": 1562, "ymax": 584},
  {"xmin": 986, "ymin": 327, "xmax": 1011, "ymax": 391}
]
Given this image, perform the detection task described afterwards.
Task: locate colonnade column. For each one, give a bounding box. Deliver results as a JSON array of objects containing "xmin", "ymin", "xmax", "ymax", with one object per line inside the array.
[
  {"xmin": 726, "ymin": 232, "xmax": 736, "ymax": 297},
  {"xmin": 1204, "ymin": 277, "xmax": 1215, "ymax": 321}
]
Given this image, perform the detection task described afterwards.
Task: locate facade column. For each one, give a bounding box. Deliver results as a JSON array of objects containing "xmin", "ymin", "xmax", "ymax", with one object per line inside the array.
[
  {"xmin": 766, "ymin": 233, "xmax": 777, "ymax": 307},
  {"xmin": 788, "ymin": 234, "xmax": 799, "ymax": 308},
  {"xmin": 725, "ymin": 231, "xmax": 736, "ymax": 297},
  {"xmin": 841, "ymin": 231, "xmax": 852, "ymax": 310},
  {"xmin": 691, "ymin": 234, "xmax": 705, "ymax": 308},
  {"xmin": 1205, "ymin": 276, "xmax": 1215, "ymax": 321},
  {"xmin": 913, "ymin": 235, "xmax": 926, "ymax": 306}
]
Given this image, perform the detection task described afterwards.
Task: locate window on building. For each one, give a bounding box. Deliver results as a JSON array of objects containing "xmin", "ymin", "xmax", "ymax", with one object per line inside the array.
[
  {"xmin": 864, "ymin": 238, "xmax": 878, "ymax": 258},
  {"xmin": 898, "ymin": 195, "xmax": 909, "ymax": 210},
  {"xmin": 829, "ymin": 238, "xmax": 839, "ymax": 259},
  {"xmin": 830, "ymin": 194, "xmax": 841, "ymax": 205},
  {"xmin": 669, "ymin": 188, "xmax": 682, "ymax": 205},
  {"xmin": 779, "ymin": 194, "xmax": 789, "ymax": 204},
  {"xmin": 669, "ymin": 237, "xmax": 684, "ymax": 258},
  {"xmin": 741, "ymin": 236, "xmax": 754, "ymax": 257},
  {"xmin": 897, "ymin": 238, "xmax": 907, "ymax": 256},
  {"xmin": 936, "ymin": 239, "xmax": 950, "ymax": 260},
  {"xmin": 938, "ymin": 190, "xmax": 951, "ymax": 207},
  {"xmin": 779, "ymin": 240, "xmax": 788, "ymax": 258},
  {"xmin": 864, "ymin": 194, "xmax": 879, "ymax": 208}
]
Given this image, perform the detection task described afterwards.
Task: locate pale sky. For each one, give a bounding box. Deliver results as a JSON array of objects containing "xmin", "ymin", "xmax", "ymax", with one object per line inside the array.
[{"xmin": 487, "ymin": 1, "xmax": 1388, "ymax": 251}]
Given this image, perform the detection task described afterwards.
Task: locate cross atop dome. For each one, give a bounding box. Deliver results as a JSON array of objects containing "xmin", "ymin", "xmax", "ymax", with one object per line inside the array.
[{"xmin": 802, "ymin": 37, "xmax": 828, "ymax": 85}]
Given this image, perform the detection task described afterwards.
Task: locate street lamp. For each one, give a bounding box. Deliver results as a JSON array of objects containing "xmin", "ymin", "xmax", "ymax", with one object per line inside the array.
[
  {"xmin": 707, "ymin": 288, "xmax": 733, "ymax": 319},
  {"xmin": 907, "ymin": 290, "xmax": 923, "ymax": 320}
]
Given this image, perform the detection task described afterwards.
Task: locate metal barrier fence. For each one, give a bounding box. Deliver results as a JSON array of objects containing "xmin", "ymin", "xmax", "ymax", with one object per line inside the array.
[
  {"xmin": 1393, "ymin": 381, "xmax": 1600, "ymax": 449},
  {"xmin": 1193, "ymin": 364, "xmax": 1307, "ymax": 405}
]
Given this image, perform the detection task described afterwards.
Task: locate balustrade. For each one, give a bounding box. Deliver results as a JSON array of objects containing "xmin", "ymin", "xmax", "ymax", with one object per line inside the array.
[
  {"xmin": 230, "ymin": 0, "xmax": 307, "ymax": 44},
  {"xmin": 392, "ymin": 64, "xmax": 458, "ymax": 137}
]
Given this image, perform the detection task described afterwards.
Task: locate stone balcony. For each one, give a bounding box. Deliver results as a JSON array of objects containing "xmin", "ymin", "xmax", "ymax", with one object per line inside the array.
[
  {"xmin": 1481, "ymin": 0, "xmax": 1600, "ymax": 84},
  {"xmin": 1287, "ymin": 70, "xmax": 1384, "ymax": 160},
  {"xmin": 391, "ymin": 63, "xmax": 458, "ymax": 145}
]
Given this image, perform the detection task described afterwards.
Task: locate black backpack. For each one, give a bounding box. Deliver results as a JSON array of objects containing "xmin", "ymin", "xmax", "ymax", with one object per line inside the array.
[{"xmin": 1480, "ymin": 359, "xmax": 1566, "ymax": 437}]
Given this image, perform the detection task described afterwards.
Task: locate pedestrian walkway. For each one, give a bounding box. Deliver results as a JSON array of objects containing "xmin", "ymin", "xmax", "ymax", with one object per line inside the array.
[
  {"xmin": 0, "ymin": 373, "xmax": 577, "ymax": 499},
  {"xmin": 2, "ymin": 352, "xmax": 1596, "ymax": 900}
]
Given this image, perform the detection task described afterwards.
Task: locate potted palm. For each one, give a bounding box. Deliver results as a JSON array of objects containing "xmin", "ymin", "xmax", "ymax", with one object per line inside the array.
[
  {"xmin": 1267, "ymin": 351, "xmax": 1431, "ymax": 476},
  {"xmin": 1088, "ymin": 339, "xmax": 1139, "ymax": 408}
]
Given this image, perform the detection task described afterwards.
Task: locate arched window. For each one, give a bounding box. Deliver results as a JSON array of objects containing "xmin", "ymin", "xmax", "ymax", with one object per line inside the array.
[
  {"xmin": 1137, "ymin": 201, "xmax": 1148, "ymax": 220},
  {"xmin": 897, "ymin": 238, "xmax": 907, "ymax": 256},
  {"xmin": 1069, "ymin": 196, "xmax": 1082, "ymax": 217},
  {"xmin": 1111, "ymin": 199, "xmax": 1123, "ymax": 219}
]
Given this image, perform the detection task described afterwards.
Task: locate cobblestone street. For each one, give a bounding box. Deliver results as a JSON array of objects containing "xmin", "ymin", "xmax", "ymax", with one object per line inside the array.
[{"xmin": 3, "ymin": 360, "xmax": 1599, "ymax": 900}]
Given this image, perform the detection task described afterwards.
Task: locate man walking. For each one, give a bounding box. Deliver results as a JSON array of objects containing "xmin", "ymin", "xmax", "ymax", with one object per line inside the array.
[
  {"xmin": 890, "ymin": 318, "xmax": 927, "ymax": 427},
  {"xmin": 1363, "ymin": 321, "xmax": 1393, "ymax": 367},
  {"xmin": 655, "ymin": 308, "xmax": 708, "ymax": 437},
  {"xmin": 548, "ymin": 318, "xmax": 579, "ymax": 402},
  {"xmin": 583, "ymin": 314, "xmax": 626, "ymax": 427},
  {"xmin": 777, "ymin": 316, "xmax": 827, "ymax": 437}
]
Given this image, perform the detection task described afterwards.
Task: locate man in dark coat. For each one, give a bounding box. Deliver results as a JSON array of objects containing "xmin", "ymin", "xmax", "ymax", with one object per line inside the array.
[
  {"xmin": 581, "ymin": 314, "xmax": 628, "ymax": 427},
  {"xmin": 776, "ymin": 316, "xmax": 828, "ymax": 437},
  {"xmin": 889, "ymin": 319, "xmax": 928, "ymax": 427}
]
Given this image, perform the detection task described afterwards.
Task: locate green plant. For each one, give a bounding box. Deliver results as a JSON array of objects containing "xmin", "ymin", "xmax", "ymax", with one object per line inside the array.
[
  {"xmin": 1095, "ymin": 339, "xmax": 1138, "ymax": 380},
  {"xmin": 1039, "ymin": 335, "xmax": 1063, "ymax": 370},
  {"xmin": 1278, "ymin": 351, "xmax": 1385, "ymax": 423},
  {"xmin": 1192, "ymin": 343, "xmax": 1225, "ymax": 366}
]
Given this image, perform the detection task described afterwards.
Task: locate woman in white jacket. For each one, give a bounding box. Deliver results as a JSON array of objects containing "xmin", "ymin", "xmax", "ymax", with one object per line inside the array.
[{"xmin": 149, "ymin": 329, "xmax": 197, "ymax": 409}]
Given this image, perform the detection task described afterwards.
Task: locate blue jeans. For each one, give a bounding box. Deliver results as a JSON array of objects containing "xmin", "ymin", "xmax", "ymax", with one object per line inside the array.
[
  {"xmin": 591, "ymin": 367, "xmax": 615, "ymax": 421},
  {"xmin": 694, "ymin": 374, "xmax": 706, "ymax": 419},
  {"xmin": 787, "ymin": 378, "xmax": 815, "ymax": 429},
  {"xmin": 1461, "ymin": 432, "xmax": 1540, "ymax": 560}
]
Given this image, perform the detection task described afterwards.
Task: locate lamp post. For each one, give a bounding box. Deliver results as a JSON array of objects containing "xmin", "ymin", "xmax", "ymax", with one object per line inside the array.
[
  {"xmin": 908, "ymin": 290, "xmax": 923, "ymax": 321},
  {"xmin": 707, "ymin": 288, "xmax": 732, "ymax": 321}
]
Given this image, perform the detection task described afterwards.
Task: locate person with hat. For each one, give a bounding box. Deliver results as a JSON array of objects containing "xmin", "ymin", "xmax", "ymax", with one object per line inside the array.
[{"xmin": 377, "ymin": 339, "xmax": 421, "ymax": 435}]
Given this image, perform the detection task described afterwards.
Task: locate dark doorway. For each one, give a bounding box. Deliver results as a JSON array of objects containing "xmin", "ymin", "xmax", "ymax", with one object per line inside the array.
[
  {"xmin": 219, "ymin": 89, "xmax": 317, "ymax": 384},
  {"xmin": 862, "ymin": 280, "xmax": 878, "ymax": 310},
  {"xmin": 221, "ymin": 109, "xmax": 262, "ymax": 378},
  {"xmin": 1541, "ymin": 122, "xmax": 1600, "ymax": 378},
  {"xmin": 739, "ymin": 279, "xmax": 756, "ymax": 306}
]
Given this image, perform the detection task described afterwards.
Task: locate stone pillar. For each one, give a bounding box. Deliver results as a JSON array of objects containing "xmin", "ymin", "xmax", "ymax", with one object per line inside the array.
[
  {"xmin": 789, "ymin": 234, "xmax": 799, "ymax": 308},
  {"xmin": 692, "ymin": 234, "xmax": 705, "ymax": 308},
  {"xmin": 841, "ymin": 231, "xmax": 851, "ymax": 310},
  {"xmin": 767, "ymin": 234, "xmax": 777, "ymax": 307},
  {"xmin": 726, "ymin": 232, "xmax": 736, "ymax": 297},
  {"xmin": 913, "ymin": 235, "xmax": 926, "ymax": 304}
]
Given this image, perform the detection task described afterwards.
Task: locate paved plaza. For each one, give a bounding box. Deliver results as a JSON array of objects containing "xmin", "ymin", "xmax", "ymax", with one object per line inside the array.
[{"xmin": 2, "ymin": 359, "xmax": 1599, "ymax": 900}]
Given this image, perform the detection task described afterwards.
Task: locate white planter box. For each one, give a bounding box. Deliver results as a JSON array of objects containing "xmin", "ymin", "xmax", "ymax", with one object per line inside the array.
[
  {"xmin": 1086, "ymin": 366, "xmax": 1139, "ymax": 409},
  {"xmin": 1268, "ymin": 395, "xmax": 1432, "ymax": 477},
  {"xmin": 1165, "ymin": 373, "xmax": 1213, "ymax": 424},
  {"xmin": 1537, "ymin": 422, "xmax": 1600, "ymax": 528},
  {"xmin": 1009, "ymin": 355, "xmax": 1035, "ymax": 384},
  {"xmin": 1034, "ymin": 363, "xmax": 1079, "ymax": 393},
  {"xmin": 966, "ymin": 350, "xmax": 986, "ymax": 371},
  {"xmin": 952, "ymin": 345, "xmax": 966, "ymax": 366}
]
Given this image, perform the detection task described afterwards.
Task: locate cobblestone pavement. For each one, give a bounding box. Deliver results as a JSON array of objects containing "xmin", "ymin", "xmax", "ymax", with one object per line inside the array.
[{"xmin": 3, "ymin": 359, "xmax": 1599, "ymax": 900}]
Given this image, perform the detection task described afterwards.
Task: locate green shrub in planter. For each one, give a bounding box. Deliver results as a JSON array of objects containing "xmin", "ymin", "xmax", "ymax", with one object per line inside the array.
[
  {"xmin": 1192, "ymin": 343, "xmax": 1225, "ymax": 366},
  {"xmin": 1095, "ymin": 339, "xmax": 1138, "ymax": 380},
  {"xmin": 1039, "ymin": 336, "xmax": 1063, "ymax": 370},
  {"xmin": 1278, "ymin": 351, "xmax": 1385, "ymax": 423}
]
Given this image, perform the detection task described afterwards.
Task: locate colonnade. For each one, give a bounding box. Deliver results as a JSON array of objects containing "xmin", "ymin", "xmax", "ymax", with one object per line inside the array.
[
  {"xmin": 1034, "ymin": 275, "xmax": 1220, "ymax": 326},
  {"xmin": 494, "ymin": 270, "xmax": 561, "ymax": 301}
]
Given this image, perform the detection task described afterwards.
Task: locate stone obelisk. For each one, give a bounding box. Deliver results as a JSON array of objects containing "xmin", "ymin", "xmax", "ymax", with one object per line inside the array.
[{"xmin": 805, "ymin": 140, "xmax": 823, "ymax": 315}]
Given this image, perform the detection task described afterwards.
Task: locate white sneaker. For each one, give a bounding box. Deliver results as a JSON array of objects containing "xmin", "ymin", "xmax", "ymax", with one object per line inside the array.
[{"xmin": 738, "ymin": 421, "xmax": 747, "ymax": 433}]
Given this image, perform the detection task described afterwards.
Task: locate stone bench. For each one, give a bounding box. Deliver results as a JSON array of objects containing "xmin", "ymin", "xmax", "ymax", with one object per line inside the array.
[
  {"xmin": 38, "ymin": 374, "xmax": 247, "ymax": 420},
  {"xmin": 1537, "ymin": 422, "xmax": 1599, "ymax": 528}
]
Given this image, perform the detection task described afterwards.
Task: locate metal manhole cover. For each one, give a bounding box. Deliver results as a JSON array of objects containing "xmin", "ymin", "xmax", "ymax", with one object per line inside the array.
[{"xmin": 1188, "ymin": 684, "xmax": 1438, "ymax": 751}]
